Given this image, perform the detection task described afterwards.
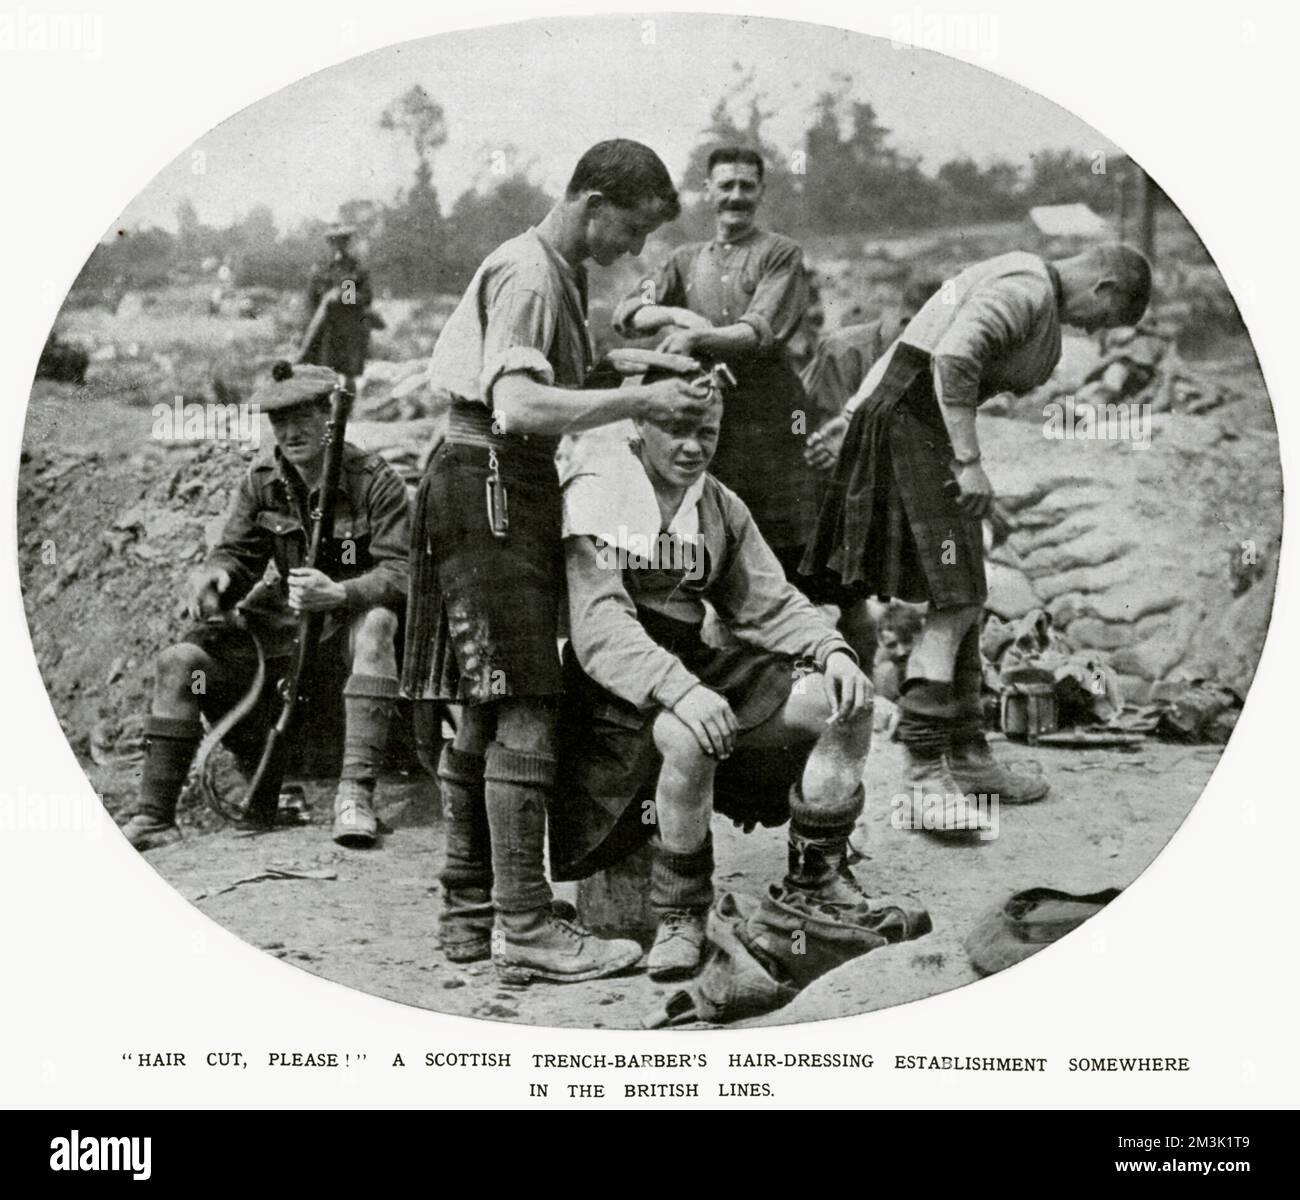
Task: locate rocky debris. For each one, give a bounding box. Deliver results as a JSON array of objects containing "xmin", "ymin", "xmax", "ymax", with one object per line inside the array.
[
  {"xmin": 355, "ymin": 358, "xmax": 444, "ymax": 423},
  {"xmin": 980, "ymin": 400, "xmax": 1280, "ymax": 707}
]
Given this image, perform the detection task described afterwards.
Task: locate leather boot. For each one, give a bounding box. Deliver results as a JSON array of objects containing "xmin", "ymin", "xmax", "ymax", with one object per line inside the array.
[
  {"xmin": 486, "ymin": 743, "xmax": 642, "ymax": 984},
  {"xmin": 950, "ymin": 732, "xmax": 1049, "ymax": 804},
  {"xmin": 777, "ymin": 807, "xmax": 932, "ymax": 942},
  {"xmin": 333, "ymin": 673, "xmax": 399, "ymax": 847},
  {"xmin": 332, "ymin": 778, "xmax": 379, "ymax": 848},
  {"xmin": 647, "ymin": 837, "xmax": 713, "ymax": 981},
  {"xmin": 121, "ymin": 715, "xmax": 201, "ymax": 851},
  {"xmin": 900, "ymin": 746, "xmax": 992, "ymax": 835},
  {"xmin": 493, "ymin": 906, "xmax": 644, "ymax": 985}
]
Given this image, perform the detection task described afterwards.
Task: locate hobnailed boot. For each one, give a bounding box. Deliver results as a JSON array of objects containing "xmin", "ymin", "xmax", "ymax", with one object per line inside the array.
[
  {"xmin": 900, "ymin": 746, "xmax": 991, "ymax": 835},
  {"xmin": 436, "ymin": 745, "xmax": 493, "ymax": 963},
  {"xmin": 332, "ymin": 674, "xmax": 399, "ymax": 847},
  {"xmin": 332, "ymin": 778, "xmax": 379, "ymax": 847},
  {"xmin": 948, "ymin": 625, "xmax": 1047, "ymax": 805},
  {"xmin": 647, "ymin": 837, "xmax": 714, "ymax": 982},
  {"xmin": 493, "ymin": 907, "xmax": 644, "ymax": 985},
  {"xmin": 485, "ymin": 742, "xmax": 642, "ymax": 984},
  {"xmin": 783, "ymin": 817, "xmax": 874, "ymax": 916},
  {"xmin": 121, "ymin": 715, "xmax": 202, "ymax": 851},
  {"xmin": 777, "ymin": 809, "xmax": 932, "ymax": 942},
  {"xmin": 950, "ymin": 732, "xmax": 1048, "ymax": 804},
  {"xmin": 897, "ymin": 677, "xmax": 988, "ymax": 836},
  {"xmin": 646, "ymin": 911, "xmax": 707, "ymax": 982}
]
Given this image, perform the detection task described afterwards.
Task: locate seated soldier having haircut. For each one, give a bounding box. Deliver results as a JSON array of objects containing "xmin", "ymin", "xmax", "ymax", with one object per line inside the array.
[
  {"xmin": 120, "ymin": 361, "xmax": 409, "ymax": 851},
  {"xmin": 555, "ymin": 393, "xmax": 927, "ymax": 982}
]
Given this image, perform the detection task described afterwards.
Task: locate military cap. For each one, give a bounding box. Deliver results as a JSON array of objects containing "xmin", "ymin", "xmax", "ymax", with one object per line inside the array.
[
  {"xmin": 326, "ymin": 223, "xmax": 357, "ymax": 241},
  {"xmin": 251, "ymin": 360, "xmax": 340, "ymax": 412}
]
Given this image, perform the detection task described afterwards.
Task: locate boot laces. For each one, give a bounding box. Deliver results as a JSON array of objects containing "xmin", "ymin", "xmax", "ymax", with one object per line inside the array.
[{"xmin": 661, "ymin": 910, "xmax": 699, "ymax": 937}]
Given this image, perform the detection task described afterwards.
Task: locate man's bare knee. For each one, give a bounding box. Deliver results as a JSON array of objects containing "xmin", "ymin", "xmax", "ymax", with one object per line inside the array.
[
  {"xmin": 652, "ymin": 711, "xmax": 711, "ymax": 771},
  {"xmin": 495, "ymin": 699, "xmax": 557, "ymax": 757},
  {"xmin": 155, "ymin": 643, "xmax": 211, "ymax": 696},
  {"xmin": 350, "ymin": 606, "xmax": 399, "ymax": 659}
]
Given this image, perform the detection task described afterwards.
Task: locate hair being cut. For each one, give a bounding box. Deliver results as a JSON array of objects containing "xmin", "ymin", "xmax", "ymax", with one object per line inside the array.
[{"xmin": 567, "ymin": 139, "xmax": 680, "ymax": 219}]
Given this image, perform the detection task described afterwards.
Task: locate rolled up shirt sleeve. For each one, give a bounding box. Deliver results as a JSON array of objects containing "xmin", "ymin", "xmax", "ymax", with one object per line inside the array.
[
  {"xmin": 613, "ymin": 254, "xmax": 688, "ymax": 338},
  {"xmin": 738, "ymin": 239, "xmax": 808, "ymax": 350},
  {"xmin": 339, "ymin": 466, "xmax": 411, "ymax": 614},
  {"xmin": 931, "ymin": 273, "xmax": 1052, "ymax": 407},
  {"xmin": 479, "ymin": 277, "xmax": 559, "ymax": 403},
  {"xmin": 565, "ymin": 534, "xmax": 701, "ymax": 711}
]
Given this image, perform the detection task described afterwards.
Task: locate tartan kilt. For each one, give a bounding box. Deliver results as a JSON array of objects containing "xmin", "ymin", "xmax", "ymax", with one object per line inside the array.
[
  {"xmin": 549, "ymin": 632, "xmax": 802, "ymax": 882},
  {"xmin": 400, "ymin": 437, "xmax": 564, "ymax": 704},
  {"xmin": 800, "ymin": 342, "xmax": 987, "ymax": 609}
]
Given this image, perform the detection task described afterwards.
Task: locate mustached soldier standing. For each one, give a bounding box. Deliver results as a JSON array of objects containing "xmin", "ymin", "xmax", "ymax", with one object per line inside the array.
[{"xmin": 121, "ymin": 362, "xmax": 409, "ymax": 850}]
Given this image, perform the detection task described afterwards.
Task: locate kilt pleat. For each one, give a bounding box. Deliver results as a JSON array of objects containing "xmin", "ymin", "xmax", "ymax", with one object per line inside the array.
[{"xmin": 800, "ymin": 342, "xmax": 987, "ymax": 608}]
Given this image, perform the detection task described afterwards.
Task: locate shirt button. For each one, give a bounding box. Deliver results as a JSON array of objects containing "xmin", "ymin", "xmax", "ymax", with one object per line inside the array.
[{"xmin": 721, "ymin": 274, "xmax": 729, "ymax": 282}]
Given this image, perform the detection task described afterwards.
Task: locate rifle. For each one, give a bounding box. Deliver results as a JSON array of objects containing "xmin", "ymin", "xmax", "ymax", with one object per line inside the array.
[{"xmin": 196, "ymin": 375, "xmax": 354, "ymax": 828}]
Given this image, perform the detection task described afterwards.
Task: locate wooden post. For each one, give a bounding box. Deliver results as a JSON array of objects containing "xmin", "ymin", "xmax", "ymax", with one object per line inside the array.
[{"xmin": 576, "ymin": 843, "xmax": 656, "ymax": 945}]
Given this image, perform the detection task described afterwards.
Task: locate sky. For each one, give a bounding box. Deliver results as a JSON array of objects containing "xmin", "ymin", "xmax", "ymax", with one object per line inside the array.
[{"xmin": 115, "ymin": 13, "xmax": 1120, "ymax": 237}]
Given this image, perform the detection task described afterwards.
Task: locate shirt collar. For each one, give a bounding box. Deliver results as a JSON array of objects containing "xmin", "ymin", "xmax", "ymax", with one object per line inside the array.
[{"xmin": 713, "ymin": 223, "xmax": 761, "ymax": 249}]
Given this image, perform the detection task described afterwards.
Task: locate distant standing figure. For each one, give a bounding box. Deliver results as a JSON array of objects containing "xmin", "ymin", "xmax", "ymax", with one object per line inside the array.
[{"xmin": 300, "ymin": 225, "xmax": 373, "ymax": 385}]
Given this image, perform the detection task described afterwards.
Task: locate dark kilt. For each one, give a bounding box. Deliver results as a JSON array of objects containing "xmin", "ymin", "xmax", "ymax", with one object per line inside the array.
[
  {"xmin": 549, "ymin": 612, "xmax": 811, "ymax": 882},
  {"xmin": 800, "ymin": 342, "xmax": 987, "ymax": 610},
  {"xmin": 401, "ymin": 425, "xmax": 564, "ymax": 705}
]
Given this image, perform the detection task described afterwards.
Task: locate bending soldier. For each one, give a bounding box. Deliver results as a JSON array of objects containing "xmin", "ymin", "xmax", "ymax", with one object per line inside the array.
[{"xmin": 802, "ymin": 245, "xmax": 1152, "ymax": 831}]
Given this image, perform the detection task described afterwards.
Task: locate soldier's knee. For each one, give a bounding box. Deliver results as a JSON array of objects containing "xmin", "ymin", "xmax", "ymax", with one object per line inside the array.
[
  {"xmin": 352, "ymin": 606, "xmax": 399, "ymax": 656},
  {"xmin": 156, "ymin": 642, "xmax": 206, "ymax": 686},
  {"xmin": 652, "ymin": 712, "xmax": 709, "ymax": 772}
]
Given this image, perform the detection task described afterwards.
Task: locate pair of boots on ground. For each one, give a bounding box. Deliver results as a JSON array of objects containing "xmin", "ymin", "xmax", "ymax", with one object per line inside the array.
[
  {"xmin": 122, "ymin": 674, "xmax": 399, "ymax": 850},
  {"xmin": 436, "ymin": 742, "xmax": 646, "ymax": 983},
  {"xmin": 644, "ymin": 783, "xmax": 919, "ymax": 983},
  {"xmin": 896, "ymin": 626, "xmax": 1048, "ymax": 833}
]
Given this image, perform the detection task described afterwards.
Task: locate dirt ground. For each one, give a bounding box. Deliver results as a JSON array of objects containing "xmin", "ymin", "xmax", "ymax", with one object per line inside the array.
[
  {"xmin": 20, "ymin": 213, "xmax": 1274, "ymax": 1029},
  {"xmin": 99, "ymin": 734, "xmax": 1218, "ymax": 1030}
]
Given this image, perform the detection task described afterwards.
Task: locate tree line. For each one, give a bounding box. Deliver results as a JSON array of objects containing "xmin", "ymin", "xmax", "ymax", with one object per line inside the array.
[{"xmin": 74, "ymin": 78, "xmax": 1159, "ymax": 301}]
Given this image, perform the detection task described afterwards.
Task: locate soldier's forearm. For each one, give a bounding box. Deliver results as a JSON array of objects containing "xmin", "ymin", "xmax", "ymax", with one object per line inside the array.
[
  {"xmin": 491, "ymin": 373, "xmax": 650, "ymax": 437},
  {"xmin": 340, "ymin": 562, "xmax": 408, "ymax": 614},
  {"xmin": 938, "ymin": 402, "xmax": 981, "ymax": 464},
  {"xmin": 685, "ymin": 323, "xmax": 760, "ymax": 357}
]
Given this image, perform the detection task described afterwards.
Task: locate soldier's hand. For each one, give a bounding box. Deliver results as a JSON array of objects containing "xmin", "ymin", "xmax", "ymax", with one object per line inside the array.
[
  {"xmin": 656, "ymin": 328, "xmax": 699, "ymax": 357},
  {"xmin": 954, "ymin": 462, "xmax": 995, "ymax": 519},
  {"xmin": 671, "ymin": 686, "xmax": 739, "ymax": 759},
  {"xmin": 822, "ymin": 651, "xmax": 872, "ymax": 722},
  {"xmin": 287, "ymin": 567, "xmax": 348, "ymax": 612},
  {"xmin": 638, "ymin": 375, "xmax": 712, "ymax": 424},
  {"xmin": 805, "ymin": 413, "xmax": 849, "ymax": 471},
  {"xmin": 185, "ymin": 566, "xmax": 231, "ymax": 620}
]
